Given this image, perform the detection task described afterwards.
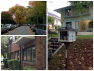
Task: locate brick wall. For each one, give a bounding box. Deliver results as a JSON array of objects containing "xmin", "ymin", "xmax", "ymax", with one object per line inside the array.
[
  {"xmin": 8, "ymin": 43, "xmax": 19, "ymax": 53},
  {"xmin": 22, "ymin": 36, "xmax": 46, "ymax": 70},
  {"xmin": 7, "ymin": 36, "xmax": 46, "ymax": 70}
]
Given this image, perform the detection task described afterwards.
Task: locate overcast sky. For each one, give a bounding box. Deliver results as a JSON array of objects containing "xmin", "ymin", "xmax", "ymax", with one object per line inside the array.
[
  {"xmin": 0, "ymin": 0, "xmax": 30, "ymax": 12},
  {"xmin": 0, "ymin": 0, "xmax": 70, "ymax": 16},
  {"xmin": 47, "ymin": 0, "xmax": 70, "ymax": 17}
]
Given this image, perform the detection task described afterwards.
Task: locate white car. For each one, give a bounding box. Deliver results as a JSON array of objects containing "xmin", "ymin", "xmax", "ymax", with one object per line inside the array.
[
  {"xmin": 14, "ymin": 25, "xmax": 18, "ymax": 28},
  {"xmin": 5, "ymin": 24, "xmax": 15, "ymax": 30}
]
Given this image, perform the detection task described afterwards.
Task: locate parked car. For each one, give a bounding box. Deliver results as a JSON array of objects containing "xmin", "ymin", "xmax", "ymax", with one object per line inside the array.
[
  {"xmin": 1, "ymin": 24, "xmax": 8, "ymax": 33},
  {"xmin": 28, "ymin": 24, "xmax": 30, "ymax": 26},
  {"xmin": 5, "ymin": 24, "xmax": 15, "ymax": 30},
  {"xmin": 32, "ymin": 25, "xmax": 39, "ymax": 32},
  {"xmin": 31, "ymin": 24, "xmax": 35, "ymax": 30},
  {"xmin": 29, "ymin": 24, "xmax": 32, "ymax": 28},
  {"xmin": 14, "ymin": 24, "xmax": 18, "ymax": 28},
  {"xmin": 1, "ymin": 57, "xmax": 4, "ymax": 63},
  {"xmin": 35, "ymin": 24, "xmax": 46, "ymax": 35},
  {"xmin": 17, "ymin": 24, "xmax": 20, "ymax": 27}
]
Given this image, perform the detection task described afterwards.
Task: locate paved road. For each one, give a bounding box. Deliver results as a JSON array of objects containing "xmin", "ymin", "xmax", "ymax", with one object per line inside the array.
[{"xmin": 2, "ymin": 26, "xmax": 35, "ymax": 35}]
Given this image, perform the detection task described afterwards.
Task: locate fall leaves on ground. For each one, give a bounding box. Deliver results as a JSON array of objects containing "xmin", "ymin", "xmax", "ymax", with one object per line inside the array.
[{"xmin": 48, "ymin": 38, "xmax": 93, "ymax": 70}]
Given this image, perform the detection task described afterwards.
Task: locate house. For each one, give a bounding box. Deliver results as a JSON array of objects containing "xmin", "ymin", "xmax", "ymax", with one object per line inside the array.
[
  {"xmin": 54, "ymin": 1, "xmax": 93, "ymax": 35},
  {"xmin": 48, "ymin": 12, "xmax": 61, "ymax": 30},
  {"xmin": 7, "ymin": 36, "xmax": 46, "ymax": 70}
]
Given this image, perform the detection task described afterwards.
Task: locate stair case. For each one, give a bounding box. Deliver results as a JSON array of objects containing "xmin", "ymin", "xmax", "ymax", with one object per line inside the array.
[{"xmin": 48, "ymin": 37, "xmax": 64, "ymax": 58}]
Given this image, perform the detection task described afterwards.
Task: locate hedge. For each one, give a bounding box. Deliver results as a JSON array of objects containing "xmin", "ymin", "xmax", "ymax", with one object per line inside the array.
[
  {"xmin": 23, "ymin": 67, "xmax": 37, "ymax": 70},
  {"xmin": 3, "ymin": 58, "xmax": 9, "ymax": 68},
  {"xmin": 7, "ymin": 59, "xmax": 19, "ymax": 70}
]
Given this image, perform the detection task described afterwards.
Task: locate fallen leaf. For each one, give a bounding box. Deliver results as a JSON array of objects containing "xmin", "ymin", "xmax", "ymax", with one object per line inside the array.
[
  {"xmin": 81, "ymin": 57, "xmax": 84, "ymax": 60},
  {"xmin": 88, "ymin": 67, "xmax": 93, "ymax": 70},
  {"xmin": 59, "ymin": 54, "xmax": 62, "ymax": 56}
]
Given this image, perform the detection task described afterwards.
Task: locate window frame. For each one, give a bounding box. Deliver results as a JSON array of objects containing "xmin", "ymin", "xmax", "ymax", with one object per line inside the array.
[
  {"xmin": 22, "ymin": 45, "xmax": 36, "ymax": 62},
  {"xmin": 11, "ymin": 52, "xmax": 14, "ymax": 59},
  {"xmin": 15, "ymin": 50, "xmax": 20, "ymax": 61},
  {"xmin": 65, "ymin": 9, "xmax": 71, "ymax": 16},
  {"xmin": 88, "ymin": 21, "xmax": 93, "ymax": 28}
]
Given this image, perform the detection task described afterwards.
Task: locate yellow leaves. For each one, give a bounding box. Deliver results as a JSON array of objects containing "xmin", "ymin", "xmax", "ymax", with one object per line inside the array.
[
  {"xmin": 8, "ymin": 4, "xmax": 26, "ymax": 24},
  {"xmin": 83, "ymin": 66, "xmax": 85, "ymax": 69},
  {"xmin": 81, "ymin": 57, "xmax": 84, "ymax": 60},
  {"xmin": 59, "ymin": 54, "xmax": 62, "ymax": 56},
  {"xmin": 63, "ymin": 64, "xmax": 66, "ymax": 67},
  {"xmin": 78, "ymin": 61, "xmax": 81, "ymax": 64},
  {"xmin": 88, "ymin": 67, "xmax": 93, "ymax": 70},
  {"xmin": 24, "ymin": 17, "xmax": 26, "ymax": 20}
]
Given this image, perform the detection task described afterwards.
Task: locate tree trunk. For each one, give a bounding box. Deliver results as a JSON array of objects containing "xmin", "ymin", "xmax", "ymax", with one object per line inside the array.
[
  {"xmin": 43, "ymin": 13, "xmax": 45, "ymax": 24},
  {"xmin": 37, "ymin": 13, "xmax": 38, "ymax": 24}
]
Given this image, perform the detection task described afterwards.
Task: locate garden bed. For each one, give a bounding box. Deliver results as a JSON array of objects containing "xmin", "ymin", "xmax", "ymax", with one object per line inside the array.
[{"xmin": 48, "ymin": 37, "xmax": 93, "ymax": 70}]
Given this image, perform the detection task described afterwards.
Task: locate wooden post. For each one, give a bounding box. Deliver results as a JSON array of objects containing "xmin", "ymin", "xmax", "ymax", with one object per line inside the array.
[{"xmin": 64, "ymin": 42, "xmax": 71, "ymax": 70}]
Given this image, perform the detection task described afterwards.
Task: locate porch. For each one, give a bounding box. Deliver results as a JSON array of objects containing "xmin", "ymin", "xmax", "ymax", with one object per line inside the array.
[{"xmin": 76, "ymin": 19, "xmax": 93, "ymax": 35}]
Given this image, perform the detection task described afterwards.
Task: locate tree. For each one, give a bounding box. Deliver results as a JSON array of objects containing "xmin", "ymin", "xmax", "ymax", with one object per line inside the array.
[
  {"xmin": 28, "ymin": 1, "xmax": 46, "ymax": 24},
  {"xmin": 48, "ymin": 15, "xmax": 54, "ymax": 26},
  {"xmin": 1, "ymin": 11, "xmax": 14, "ymax": 24},
  {"xmin": 69, "ymin": 1, "xmax": 91, "ymax": 20},
  {"xmin": 1, "ymin": 36, "xmax": 10, "ymax": 58},
  {"xmin": 9, "ymin": 4, "xmax": 26, "ymax": 25}
]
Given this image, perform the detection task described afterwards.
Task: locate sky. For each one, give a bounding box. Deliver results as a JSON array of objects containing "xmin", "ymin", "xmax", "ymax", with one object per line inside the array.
[
  {"xmin": 0, "ymin": 0, "xmax": 70, "ymax": 17},
  {"xmin": 47, "ymin": 0, "xmax": 70, "ymax": 17},
  {"xmin": 0, "ymin": 0, "xmax": 30, "ymax": 12}
]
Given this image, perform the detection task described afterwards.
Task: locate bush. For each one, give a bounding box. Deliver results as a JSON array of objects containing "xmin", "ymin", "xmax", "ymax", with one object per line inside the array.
[
  {"xmin": 23, "ymin": 67, "xmax": 37, "ymax": 70},
  {"xmin": 7, "ymin": 59, "xmax": 19, "ymax": 70},
  {"xmin": 3, "ymin": 58, "xmax": 9, "ymax": 68}
]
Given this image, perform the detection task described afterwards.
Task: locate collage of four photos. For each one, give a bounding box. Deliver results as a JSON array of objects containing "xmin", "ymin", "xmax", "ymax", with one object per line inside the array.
[{"xmin": 1, "ymin": 0, "xmax": 93, "ymax": 70}]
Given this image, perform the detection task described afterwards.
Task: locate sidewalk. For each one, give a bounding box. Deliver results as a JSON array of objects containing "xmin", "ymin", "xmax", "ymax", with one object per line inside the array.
[{"xmin": 1, "ymin": 64, "xmax": 8, "ymax": 70}]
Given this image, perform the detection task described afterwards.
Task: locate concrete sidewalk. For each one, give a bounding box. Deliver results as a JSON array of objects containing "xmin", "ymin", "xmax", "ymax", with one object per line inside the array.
[{"xmin": 1, "ymin": 64, "xmax": 8, "ymax": 70}]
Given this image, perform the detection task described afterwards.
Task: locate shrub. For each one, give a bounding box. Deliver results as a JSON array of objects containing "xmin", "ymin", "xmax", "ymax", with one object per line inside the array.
[
  {"xmin": 3, "ymin": 58, "xmax": 9, "ymax": 68},
  {"xmin": 23, "ymin": 67, "xmax": 37, "ymax": 70},
  {"xmin": 7, "ymin": 59, "xmax": 19, "ymax": 70}
]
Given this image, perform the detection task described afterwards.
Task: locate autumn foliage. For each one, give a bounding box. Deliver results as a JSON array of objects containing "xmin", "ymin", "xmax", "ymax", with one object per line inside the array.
[
  {"xmin": 27, "ymin": 1, "xmax": 46, "ymax": 24},
  {"xmin": 1, "ymin": 11, "xmax": 15, "ymax": 24},
  {"xmin": 8, "ymin": 4, "xmax": 26, "ymax": 25}
]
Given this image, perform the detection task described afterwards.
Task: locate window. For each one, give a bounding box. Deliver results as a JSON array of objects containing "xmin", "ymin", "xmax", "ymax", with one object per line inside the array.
[
  {"xmin": 74, "ymin": 1, "xmax": 77, "ymax": 4},
  {"xmin": 24, "ymin": 50, "xmax": 27, "ymax": 61},
  {"xmin": 39, "ymin": 25, "xmax": 46, "ymax": 30},
  {"xmin": 56, "ymin": 19, "xmax": 58, "ymax": 24},
  {"xmin": 15, "ymin": 51, "xmax": 20, "ymax": 61},
  {"xmin": 27, "ymin": 48, "xmax": 31, "ymax": 61},
  {"xmin": 23, "ymin": 46, "xmax": 36, "ymax": 62},
  {"xmin": 66, "ymin": 22, "xmax": 72, "ymax": 28},
  {"xmin": 11, "ymin": 52, "xmax": 14, "ymax": 59},
  {"xmin": 60, "ymin": 31, "xmax": 68, "ymax": 40},
  {"xmin": 89, "ymin": 21, "xmax": 93, "ymax": 28},
  {"xmin": 65, "ymin": 9, "xmax": 71, "ymax": 16},
  {"xmin": 82, "ymin": 5, "xmax": 89, "ymax": 14},
  {"xmin": 32, "ymin": 47, "xmax": 36, "ymax": 61}
]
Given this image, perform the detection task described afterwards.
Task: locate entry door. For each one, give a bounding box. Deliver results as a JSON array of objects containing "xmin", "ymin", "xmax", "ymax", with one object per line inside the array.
[{"xmin": 75, "ymin": 22, "xmax": 78, "ymax": 32}]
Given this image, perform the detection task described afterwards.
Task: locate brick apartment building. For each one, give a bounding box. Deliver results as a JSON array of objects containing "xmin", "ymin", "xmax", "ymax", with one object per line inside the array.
[{"xmin": 7, "ymin": 36, "xmax": 46, "ymax": 70}]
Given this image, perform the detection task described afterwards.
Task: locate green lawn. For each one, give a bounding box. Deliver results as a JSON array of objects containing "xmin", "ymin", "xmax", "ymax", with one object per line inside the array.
[
  {"xmin": 76, "ymin": 35, "xmax": 93, "ymax": 38},
  {"xmin": 48, "ymin": 34, "xmax": 58, "ymax": 37},
  {"xmin": 48, "ymin": 34, "xmax": 93, "ymax": 38}
]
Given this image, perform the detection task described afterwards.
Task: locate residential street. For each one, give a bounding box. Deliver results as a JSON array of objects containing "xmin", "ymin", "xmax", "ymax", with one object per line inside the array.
[{"xmin": 2, "ymin": 26, "xmax": 35, "ymax": 35}]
